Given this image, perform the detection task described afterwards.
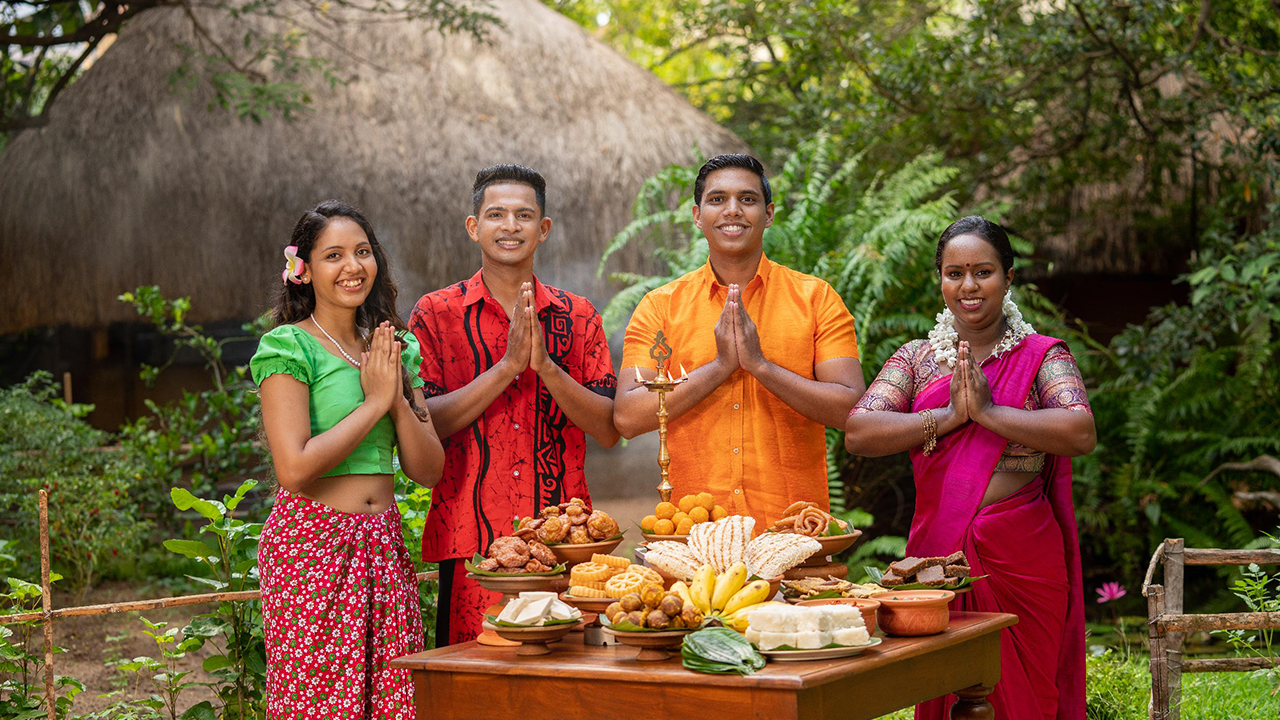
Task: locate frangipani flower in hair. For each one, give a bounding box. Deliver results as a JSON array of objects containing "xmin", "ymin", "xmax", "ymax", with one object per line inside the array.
[{"xmin": 282, "ymin": 245, "xmax": 305, "ymax": 285}]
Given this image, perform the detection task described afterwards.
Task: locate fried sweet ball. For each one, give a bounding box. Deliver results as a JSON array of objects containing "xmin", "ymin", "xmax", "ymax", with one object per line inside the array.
[
  {"xmin": 586, "ymin": 511, "xmax": 619, "ymax": 540},
  {"xmin": 619, "ymin": 593, "xmax": 644, "ymax": 612},
  {"xmin": 488, "ymin": 536, "xmax": 530, "ymax": 568},
  {"xmin": 528, "ymin": 540, "xmax": 557, "ymax": 567},
  {"xmin": 639, "ymin": 583, "xmax": 665, "ymax": 609},
  {"xmin": 536, "ymin": 516, "xmax": 570, "ymax": 544},
  {"xmin": 568, "ymin": 525, "xmax": 592, "ymax": 544},
  {"xmin": 645, "ymin": 610, "xmax": 671, "ymax": 630},
  {"xmin": 658, "ymin": 594, "xmax": 684, "ymax": 617}
]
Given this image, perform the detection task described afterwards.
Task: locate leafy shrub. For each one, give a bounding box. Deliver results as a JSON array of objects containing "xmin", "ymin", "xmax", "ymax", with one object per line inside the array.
[{"xmin": 0, "ymin": 372, "xmax": 150, "ymax": 593}]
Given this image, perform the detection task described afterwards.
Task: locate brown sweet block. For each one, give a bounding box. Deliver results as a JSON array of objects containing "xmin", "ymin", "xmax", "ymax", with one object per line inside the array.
[
  {"xmin": 945, "ymin": 564, "xmax": 971, "ymax": 579},
  {"xmin": 889, "ymin": 557, "xmax": 928, "ymax": 576},
  {"xmin": 943, "ymin": 551, "xmax": 968, "ymax": 566},
  {"xmin": 880, "ymin": 569, "xmax": 906, "ymax": 586},
  {"xmin": 916, "ymin": 565, "xmax": 948, "ymax": 587}
]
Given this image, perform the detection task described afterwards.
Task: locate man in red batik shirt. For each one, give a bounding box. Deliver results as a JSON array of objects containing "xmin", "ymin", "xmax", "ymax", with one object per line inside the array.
[{"xmin": 409, "ymin": 164, "xmax": 620, "ymax": 646}]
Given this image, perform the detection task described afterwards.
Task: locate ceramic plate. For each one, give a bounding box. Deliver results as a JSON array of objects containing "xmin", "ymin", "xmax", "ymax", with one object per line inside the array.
[{"xmin": 758, "ymin": 637, "xmax": 882, "ymax": 662}]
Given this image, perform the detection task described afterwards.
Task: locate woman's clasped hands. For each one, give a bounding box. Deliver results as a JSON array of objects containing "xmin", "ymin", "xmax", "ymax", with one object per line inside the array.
[
  {"xmin": 948, "ymin": 341, "xmax": 994, "ymax": 427},
  {"xmin": 359, "ymin": 321, "xmax": 404, "ymax": 413}
]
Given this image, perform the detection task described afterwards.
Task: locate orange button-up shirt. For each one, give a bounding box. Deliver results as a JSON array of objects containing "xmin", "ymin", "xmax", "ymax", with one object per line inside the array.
[{"xmin": 621, "ymin": 254, "xmax": 859, "ymax": 530}]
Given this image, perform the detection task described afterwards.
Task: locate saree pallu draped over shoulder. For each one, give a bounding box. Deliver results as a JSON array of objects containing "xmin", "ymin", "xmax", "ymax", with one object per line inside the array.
[{"xmin": 907, "ymin": 334, "xmax": 1085, "ymax": 720}]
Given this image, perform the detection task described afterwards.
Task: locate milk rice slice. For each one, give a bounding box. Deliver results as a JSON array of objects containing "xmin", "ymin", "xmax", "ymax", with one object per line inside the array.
[
  {"xmin": 831, "ymin": 627, "xmax": 871, "ymax": 646},
  {"xmin": 757, "ymin": 631, "xmax": 796, "ymax": 651},
  {"xmin": 794, "ymin": 630, "xmax": 832, "ymax": 649}
]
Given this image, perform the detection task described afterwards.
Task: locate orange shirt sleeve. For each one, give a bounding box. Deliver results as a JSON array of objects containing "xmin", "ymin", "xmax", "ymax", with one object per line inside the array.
[
  {"xmin": 813, "ymin": 283, "xmax": 859, "ymax": 364},
  {"xmin": 621, "ymin": 293, "xmax": 663, "ymax": 371}
]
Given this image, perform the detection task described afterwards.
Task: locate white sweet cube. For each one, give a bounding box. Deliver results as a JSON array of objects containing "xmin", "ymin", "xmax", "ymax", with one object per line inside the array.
[
  {"xmin": 745, "ymin": 628, "xmax": 762, "ymax": 646},
  {"xmin": 794, "ymin": 631, "xmax": 832, "ymax": 649},
  {"xmin": 825, "ymin": 605, "xmax": 863, "ymax": 629},
  {"xmin": 513, "ymin": 597, "xmax": 554, "ymax": 625},
  {"xmin": 831, "ymin": 627, "xmax": 870, "ymax": 646},
  {"xmin": 496, "ymin": 598, "xmax": 528, "ymax": 624},
  {"xmin": 747, "ymin": 605, "xmax": 798, "ymax": 633},
  {"xmin": 795, "ymin": 607, "xmax": 833, "ymax": 633},
  {"xmin": 758, "ymin": 631, "xmax": 796, "ymax": 650}
]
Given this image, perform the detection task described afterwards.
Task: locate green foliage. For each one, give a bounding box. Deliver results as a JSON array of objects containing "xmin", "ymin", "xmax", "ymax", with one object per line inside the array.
[
  {"xmin": 0, "ymin": 557, "xmax": 84, "ymax": 720},
  {"xmin": 1074, "ymin": 202, "xmax": 1280, "ymax": 584},
  {"xmin": 1213, "ymin": 525, "xmax": 1280, "ymax": 697},
  {"xmin": 0, "ymin": 372, "xmax": 150, "ymax": 593},
  {"xmin": 87, "ymin": 617, "xmax": 203, "ymax": 720},
  {"xmin": 554, "ymin": 0, "xmax": 1280, "ymax": 250},
  {"xmin": 165, "ymin": 480, "xmax": 265, "ymax": 719},
  {"xmin": 116, "ymin": 287, "xmax": 270, "ymax": 517}
]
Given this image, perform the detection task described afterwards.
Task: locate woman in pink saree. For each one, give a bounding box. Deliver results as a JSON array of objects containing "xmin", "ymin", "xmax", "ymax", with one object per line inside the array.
[{"xmin": 846, "ymin": 216, "xmax": 1095, "ymax": 720}]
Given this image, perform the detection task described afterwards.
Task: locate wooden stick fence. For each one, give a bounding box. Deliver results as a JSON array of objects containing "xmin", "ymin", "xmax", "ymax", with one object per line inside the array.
[
  {"xmin": 5, "ymin": 489, "xmax": 439, "ymax": 717},
  {"xmin": 1142, "ymin": 537, "xmax": 1280, "ymax": 720}
]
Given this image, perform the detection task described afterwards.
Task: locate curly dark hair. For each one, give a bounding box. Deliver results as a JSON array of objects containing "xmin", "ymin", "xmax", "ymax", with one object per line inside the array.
[{"xmin": 271, "ymin": 200, "xmax": 428, "ymax": 421}]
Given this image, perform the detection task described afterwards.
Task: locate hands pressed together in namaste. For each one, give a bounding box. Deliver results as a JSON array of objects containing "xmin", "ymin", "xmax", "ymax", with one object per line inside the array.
[
  {"xmin": 500, "ymin": 281, "xmax": 556, "ymax": 378},
  {"xmin": 712, "ymin": 284, "xmax": 769, "ymax": 379},
  {"xmin": 948, "ymin": 341, "xmax": 993, "ymax": 424}
]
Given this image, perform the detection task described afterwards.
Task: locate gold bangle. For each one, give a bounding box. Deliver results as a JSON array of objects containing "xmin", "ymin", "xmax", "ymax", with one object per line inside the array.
[{"xmin": 920, "ymin": 409, "xmax": 937, "ymax": 455}]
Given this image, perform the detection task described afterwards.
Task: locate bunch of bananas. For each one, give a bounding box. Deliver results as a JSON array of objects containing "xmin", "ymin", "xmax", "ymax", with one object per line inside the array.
[{"xmin": 670, "ymin": 562, "xmax": 773, "ymax": 632}]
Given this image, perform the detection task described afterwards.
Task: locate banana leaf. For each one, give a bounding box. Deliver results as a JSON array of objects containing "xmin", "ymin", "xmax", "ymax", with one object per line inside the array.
[{"xmin": 464, "ymin": 554, "xmax": 565, "ymax": 577}]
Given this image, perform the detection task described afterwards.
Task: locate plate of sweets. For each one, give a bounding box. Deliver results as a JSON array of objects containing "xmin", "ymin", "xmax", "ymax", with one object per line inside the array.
[
  {"xmin": 642, "ymin": 514, "xmax": 816, "ymax": 598},
  {"xmin": 745, "ymin": 603, "xmax": 882, "ymax": 662},
  {"xmin": 463, "ymin": 534, "xmax": 566, "ymax": 595},
  {"xmin": 516, "ymin": 498, "xmax": 624, "ymax": 565},
  {"xmin": 483, "ymin": 591, "xmax": 584, "ymax": 655},
  {"xmin": 765, "ymin": 501, "xmax": 863, "ymax": 563},
  {"xmin": 600, "ymin": 581, "xmax": 704, "ymax": 661},
  {"xmin": 868, "ymin": 551, "xmax": 982, "ymax": 591},
  {"xmin": 560, "ymin": 555, "xmax": 662, "ymax": 613},
  {"xmin": 638, "ymin": 492, "xmax": 727, "ymax": 542}
]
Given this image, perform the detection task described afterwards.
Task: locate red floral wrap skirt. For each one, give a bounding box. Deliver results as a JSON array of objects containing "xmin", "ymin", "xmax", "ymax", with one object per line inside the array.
[{"xmin": 259, "ymin": 492, "xmax": 423, "ymax": 719}]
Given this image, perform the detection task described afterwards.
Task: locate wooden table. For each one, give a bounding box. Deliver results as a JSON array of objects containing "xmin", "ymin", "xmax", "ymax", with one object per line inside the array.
[{"xmin": 392, "ymin": 611, "xmax": 1017, "ymax": 720}]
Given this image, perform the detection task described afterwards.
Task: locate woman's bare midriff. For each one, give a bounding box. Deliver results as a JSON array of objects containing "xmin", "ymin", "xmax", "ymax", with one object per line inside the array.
[
  {"xmin": 300, "ymin": 474, "xmax": 396, "ymax": 514},
  {"xmin": 979, "ymin": 470, "xmax": 1040, "ymax": 509}
]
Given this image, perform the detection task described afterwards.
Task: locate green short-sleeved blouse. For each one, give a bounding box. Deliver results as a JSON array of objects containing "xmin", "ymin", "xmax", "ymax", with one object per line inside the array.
[{"xmin": 249, "ymin": 323, "xmax": 426, "ymax": 477}]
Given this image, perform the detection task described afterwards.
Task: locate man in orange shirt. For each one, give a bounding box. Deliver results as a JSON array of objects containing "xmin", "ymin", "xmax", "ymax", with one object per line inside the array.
[{"xmin": 615, "ymin": 154, "xmax": 865, "ymax": 529}]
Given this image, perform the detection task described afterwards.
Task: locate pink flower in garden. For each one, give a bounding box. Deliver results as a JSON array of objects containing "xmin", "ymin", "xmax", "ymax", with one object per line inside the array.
[{"xmin": 1096, "ymin": 581, "xmax": 1127, "ymax": 604}]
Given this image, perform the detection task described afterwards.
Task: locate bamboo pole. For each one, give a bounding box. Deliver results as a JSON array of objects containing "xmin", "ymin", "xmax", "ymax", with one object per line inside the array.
[
  {"xmin": 1, "ymin": 571, "xmax": 440, "ymax": 625},
  {"xmin": 1156, "ymin": 611, "xmax": 1280, "ymax": 634},
  {"xmin": 61, "ymin": 372, "xmax": 72, "ymax": 405},
  {"xmin": 1165, "ymin": 539, "xmax": 1184, "ymax": 720},
  {"xmin": 39, "ymin": 490, "xmax": 55, "ymax": 720},
  {"xmin": 1148, "ymin": 585, "xmax": 1169, "ymax": 720},
  {"xmin": 1183, "ymin": 548, "xmax": 1280, "ymax": 566},
  {"xmin": 1183, "ymin": 656, "xmax": 1279, "ymax": 673}
]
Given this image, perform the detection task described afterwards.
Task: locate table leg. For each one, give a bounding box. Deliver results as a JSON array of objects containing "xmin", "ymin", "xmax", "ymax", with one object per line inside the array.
[{"xmin": 949, "ymin": 685, "xmax": 994, "ymax": 720}]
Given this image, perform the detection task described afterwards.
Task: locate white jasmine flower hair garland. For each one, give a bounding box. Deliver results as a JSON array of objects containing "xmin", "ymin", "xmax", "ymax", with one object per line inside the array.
[{"xmin": 929, "ymin": 290, "xmax": 1036, "ymax": 369}]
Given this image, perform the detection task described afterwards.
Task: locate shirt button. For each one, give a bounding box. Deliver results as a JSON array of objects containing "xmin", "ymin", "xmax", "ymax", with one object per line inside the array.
[
  {"xmin": 733, "ymin": 404, "xmax": 740, "ymax": 410},
  {"xmin": 733, "ymin": 447, "xmax": 740, "ymax": 454},
  {"xmin": 513, "ymin": 470, "xmax": 520, "ymax": 478},
  {"xmin": 513, "ymin": 424, "xmax": 520, "ymax": 430},
  {"xmin": 734, "ymin": 489, "xmax": 742, "ymax": 495}
]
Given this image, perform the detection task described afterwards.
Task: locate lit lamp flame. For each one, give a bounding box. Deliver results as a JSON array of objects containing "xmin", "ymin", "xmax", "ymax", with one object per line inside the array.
[
  {"xmin": 678, "ymin": 364, "xmax": 688, "ymax": 379},
  {"xmin": 634, "ymin": 366, "xmax": 644, "ymax": 383}
]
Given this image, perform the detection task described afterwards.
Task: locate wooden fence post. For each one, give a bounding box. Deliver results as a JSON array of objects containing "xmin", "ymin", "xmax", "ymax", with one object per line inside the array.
[
  {"xmin": 39, "ymin": 490, "xmax": 55, "ymax": 720},
  {"xmin": 1165, "ymin": 538, "xmax": 1184, "ymax": 720},
  {"xmin": 1148, "ymin": 584, "xmax": 1169, "ymax": 720}
]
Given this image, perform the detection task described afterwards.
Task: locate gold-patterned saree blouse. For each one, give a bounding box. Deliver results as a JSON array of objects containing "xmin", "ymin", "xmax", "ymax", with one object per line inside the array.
[{"xmin": 850, "ymin": 339, "xmax": 1091, "ymax": 473}]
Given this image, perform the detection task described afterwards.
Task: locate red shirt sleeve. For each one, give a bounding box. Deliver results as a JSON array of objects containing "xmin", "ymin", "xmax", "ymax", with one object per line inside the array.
[{"xmin": 408, "ymin": 296, "xmax": 447, "ymax": 398}]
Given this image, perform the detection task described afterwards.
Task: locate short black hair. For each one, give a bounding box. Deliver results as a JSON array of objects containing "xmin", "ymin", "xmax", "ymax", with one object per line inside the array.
[
  {"xmin": 693, "ymin": 154, "xmax": 772, "ymax": 206},
  {"xmin": 472, "ymin": 164, "xmax": 547, "ymax": 217},
  {"xmin": 935, "ymin": 215, "xmax": 1016, "ymax": 274}
]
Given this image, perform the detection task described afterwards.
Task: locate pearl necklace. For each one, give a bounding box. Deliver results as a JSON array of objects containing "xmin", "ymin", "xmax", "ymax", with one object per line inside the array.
[
  {"xmin": 310, "ymin": 315, "xmax": 366, "ymax": 368},
  {"xmin": 928, "ymin": 290, "xmax": 1035, "ymax": 369}
]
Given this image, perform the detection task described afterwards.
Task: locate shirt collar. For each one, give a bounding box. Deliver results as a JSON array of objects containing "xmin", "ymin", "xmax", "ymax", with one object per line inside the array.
[
  {"xmin": 460, "ymin": 269, "xmax": 565, "ymax": 313},
  {"xmin": 700, "ymin": 252, "xmax": 774, "ymax": 299}
]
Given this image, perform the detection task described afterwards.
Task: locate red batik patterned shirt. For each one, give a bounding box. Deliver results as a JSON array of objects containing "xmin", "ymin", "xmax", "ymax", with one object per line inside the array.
[{"xmin": 408, "ymin": 270, "xmax": 617, "ymax": 562}]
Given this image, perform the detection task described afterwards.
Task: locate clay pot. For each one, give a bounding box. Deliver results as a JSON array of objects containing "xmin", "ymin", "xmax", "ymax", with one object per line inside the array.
[{"xmin": 870, "ymin": 589, "xmax": 955, "ymax": 637}]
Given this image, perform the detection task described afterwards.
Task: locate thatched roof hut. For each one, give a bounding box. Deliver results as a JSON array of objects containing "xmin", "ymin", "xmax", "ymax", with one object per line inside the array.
[{"xmin": 0, "ymin": 0, "xmax": 746, "ymax": 335}]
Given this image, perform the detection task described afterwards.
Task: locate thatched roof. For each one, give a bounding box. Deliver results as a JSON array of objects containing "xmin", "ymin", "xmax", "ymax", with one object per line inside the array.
[{"xmin": 0, "ymin": 0, "xmax": 746, "ymax": 335}]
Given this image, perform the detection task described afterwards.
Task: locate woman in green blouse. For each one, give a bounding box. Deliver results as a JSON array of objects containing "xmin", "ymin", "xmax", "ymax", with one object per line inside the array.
[{"xmin": 250, "ymin": 200, "xmax": 443, "ymax": 719}]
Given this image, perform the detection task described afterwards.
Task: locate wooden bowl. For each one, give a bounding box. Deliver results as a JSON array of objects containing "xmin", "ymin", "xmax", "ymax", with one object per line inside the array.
[
  {"xmin": 798, "ymin": 530, "xmax": 863, "ymax": 567},
  {"xmin": 481, "ymin": 621, "xmax": 580, "ymax": 656},
  {"xmin": 467, "ymin": 573, "xmax": 564, "ymax": 598},
  {"xmin": 600, "ymin": 626, "xmax": 693, "ymax": 661},
  {"xmin": 797, "ymin": 597, "xmax": 881, "ymax": 636},
  {"xmin": 870, "ymin": 589, "xmax": 954, "ymax": 637},
  {"xmin": 547, "ymin": 537, "xmax": 624, "ymax": 566},
  {"xmin": 782, "ymin": 560, "xmax": 849, "ymax": 581},
  {"xmin": 558, "ymin": 592, "xmax": 617, "ymax": 615}
]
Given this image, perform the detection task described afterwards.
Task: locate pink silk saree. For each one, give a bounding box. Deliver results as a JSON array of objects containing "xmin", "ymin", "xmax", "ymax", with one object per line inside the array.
[{"xmin": 908, "ymin": 334, "xmax": 1085, "ymax": 720}]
